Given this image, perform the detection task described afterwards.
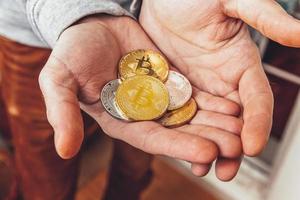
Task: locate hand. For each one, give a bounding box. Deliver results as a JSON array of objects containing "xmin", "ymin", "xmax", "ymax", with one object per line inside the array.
[
  {"xmin": 38, "ymin": 15, "xmax": 242, "ymax": 174},
  {"xmin": 140, "ymin": 0, "xmax": 300, "ymax": 180}
]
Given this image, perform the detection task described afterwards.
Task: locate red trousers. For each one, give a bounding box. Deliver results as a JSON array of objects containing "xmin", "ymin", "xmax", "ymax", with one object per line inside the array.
[{"xmin": 0, "ymin": 36, "xmax": 152, "ymax": 200}]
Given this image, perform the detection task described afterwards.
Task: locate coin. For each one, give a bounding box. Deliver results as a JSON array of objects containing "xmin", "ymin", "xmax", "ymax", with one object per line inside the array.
[
  {"xmin": 116, "ymin": 75, "xmax": 169, "ymax": 121},
  {"xmin": 165, "ymin": 71, "xmax": 192, "ymax": 110},
  {"xmin": 119, "ymin": 50, "xmax": 169, "ymax": 82},
  {"xmin": 101, "ymin": 79, "xmax": 130, "ymax": 121},
  {"xmin": 158, "ymin": 98, "xmax": 197, "ymax": 127}
]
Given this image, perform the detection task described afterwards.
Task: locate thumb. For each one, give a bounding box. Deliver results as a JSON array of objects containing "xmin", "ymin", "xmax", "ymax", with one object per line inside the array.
[
  {"xmin": 39, "ymin": 55, "xmax": 84, "ymax": 159},
  {"xmin": 222, "ymin": 0, "xmax": 300, "ymax": 47}
]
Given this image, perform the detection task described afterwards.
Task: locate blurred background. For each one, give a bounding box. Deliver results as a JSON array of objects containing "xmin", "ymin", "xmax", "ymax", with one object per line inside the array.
[{"xmin": 1, "ymin": 0, "xmax": 300, "ymax": 200}]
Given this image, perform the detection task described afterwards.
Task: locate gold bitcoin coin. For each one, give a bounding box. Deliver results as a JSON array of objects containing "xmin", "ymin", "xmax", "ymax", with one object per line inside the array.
[
  {"xmin": 116, "ymin": 75, "xmax": 169, "ymax": 121},
  {"xmin": 119, "ymin": 50, "xmax": 169, "ymax": 82},
  {"xmin": 158, "ymin": 98, "xmax": 197, "ymax": 127}
]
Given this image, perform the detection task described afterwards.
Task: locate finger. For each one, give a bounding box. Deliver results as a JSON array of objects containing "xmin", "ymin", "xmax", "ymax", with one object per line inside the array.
[
  {"xmin": 80, "ymin": 103, "xmax": 218, "ymax": 164},
  {"xmin": 239, "ymin": 63, "xmax": 274, "ymax": 156},
  {"xmin": 193, "ymin": 88, "xmax": 241, "ymax": 116},
  {"xmin": 191, "ymin": 110, "xmax": 243, "ymax": 135},
  {"xmin": 191, "ymin": 163, "xmax": 212, "ymax": 177},
  {"xmin": 39, "ymin": 57, "xmax": 84, "ymax": 159},
  {"xmin": 177, "ymin": 125, "xmax": 242, "ymax": 158},
  {"xmin": 222, "ymin": 0, "xmax": 300, "ymax": 47},
  {"xmin": 215, "ymin": 157, "xmax": 242, "ymax": 182}
]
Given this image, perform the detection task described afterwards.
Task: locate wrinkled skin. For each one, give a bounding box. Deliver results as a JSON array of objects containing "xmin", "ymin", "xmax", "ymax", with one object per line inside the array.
[
  {"xmin": 39, "ymin": 15, "xmax": 243, "ymax": 181},
  {"xmin": 139, "ymin": 0, "xmax": 300, "ymax": 179}
]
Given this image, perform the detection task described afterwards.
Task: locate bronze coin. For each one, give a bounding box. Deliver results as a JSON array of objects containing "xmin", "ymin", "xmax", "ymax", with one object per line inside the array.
[{"xmin": 158, "ymin": 98, "xmax": 197, "ymax": 127}]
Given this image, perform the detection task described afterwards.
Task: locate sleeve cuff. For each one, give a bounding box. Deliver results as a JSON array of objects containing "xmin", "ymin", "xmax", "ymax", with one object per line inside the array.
[{"xmin": 27, "ymin": 0, "xmax": 135, "ymax": 47}]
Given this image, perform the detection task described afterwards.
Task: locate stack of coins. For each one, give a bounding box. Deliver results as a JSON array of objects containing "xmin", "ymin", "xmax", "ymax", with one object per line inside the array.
[{"xmin": 101, "ymin": 50, "xmax": 197, "ymax": 127}]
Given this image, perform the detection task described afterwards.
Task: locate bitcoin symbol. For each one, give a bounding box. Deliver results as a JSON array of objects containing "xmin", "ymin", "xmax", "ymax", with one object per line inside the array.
[
  {"xmin": 135, "ymin": 56, "xmax": 159, "ymax": 78},
  {"xmin": 132, "ymin": 82, "xmax": 153, "ymax": 108},
  {"xmin": 115, "ymin": 75, "xmax": 169, "ymax": 121}
]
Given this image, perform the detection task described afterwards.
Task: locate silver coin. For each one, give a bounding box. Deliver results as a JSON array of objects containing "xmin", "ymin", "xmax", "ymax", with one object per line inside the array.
[
  {"xmin": 165, "ymin": 71, "xmax": 192, "ymax": 110},
  {"xmin": 101, "ymin": 79, "xmax": 130, "ymax": 121}
]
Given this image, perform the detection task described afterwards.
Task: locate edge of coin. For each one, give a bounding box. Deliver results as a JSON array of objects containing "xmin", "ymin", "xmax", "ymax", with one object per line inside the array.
[
  {"xmin": 158, "ymin": 98, "xmax": 197, "ymax": 128},
  {"xmin": 100, "ymin": 79, "xmax": 131, "ymax": 121}
]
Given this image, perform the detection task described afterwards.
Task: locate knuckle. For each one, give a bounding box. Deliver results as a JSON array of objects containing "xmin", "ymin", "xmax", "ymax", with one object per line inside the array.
[
  {"xmin": 189, "ymin": 138, "xmax": 218, "ymax": 163},
  {"xmin": 223, "ymin": 135, "xmax": 242, "ymax": 158},
  {"xmin": 226, "ymin": 102, "xmax": 241, "ymax": 116},
  {"xmin": 228, "ymin": 118, "xmax": 243, "ymax": 134}
]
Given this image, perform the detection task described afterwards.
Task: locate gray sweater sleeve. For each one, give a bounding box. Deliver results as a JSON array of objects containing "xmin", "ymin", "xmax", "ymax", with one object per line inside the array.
[{"xmin": 26, "ymin": 0, "xmax": 141, "ymax": 47}]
